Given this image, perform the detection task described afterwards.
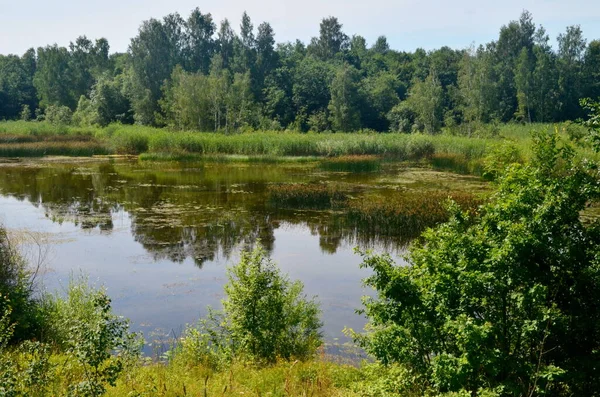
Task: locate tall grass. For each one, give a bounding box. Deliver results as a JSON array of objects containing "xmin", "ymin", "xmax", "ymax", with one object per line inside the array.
[
  {"xmin": 269, "ymin": 183, "xmax": 349, "ymax": 209},
  {"xmin": 346, "ymin": 192, "xmax": 482, "ymax": 237},
  {"xmin": 1, "ymin": 121, "xmax": 586, "ymax": 169},
  {"xmin": 319, "ymin": 155, "xmax": 382, "ymax": 172}
]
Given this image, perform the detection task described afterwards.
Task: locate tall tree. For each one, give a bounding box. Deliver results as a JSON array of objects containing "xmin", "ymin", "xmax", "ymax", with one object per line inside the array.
[
  {"xmin": 406, "ymin": 72, "xmax": 444, "ymax": 133},
  {"xmin": 33, "ymin": 45, "xmax": 75, "ymax": 109},
  {"xmin": 232, "ymin": 12, "xmax": 256, "ymax": 74},
  {"xmin": 515, "ymin": 47, "xmax": 534, "ymax": 122},
  {"xmin": 127, "ymin": 14, "xmax": 185, "ymax": 124},
  {"xmin": 328, "ymin": 64, "xmax": 362, "ymax": 132},
  {"xmin": 0, "ymin": 51, "xmax": 37, "ymax": 119},
  {"xmin": 217, "ymin": 19, "xmax": 236, "ymax": 69},
  {"xmin": 584, "ymin": 40, "xmax": 600, "ymax": 101},
  {"xmin": 292, "ymin": 57, "xmax": 333, "ymax": 129},
  {"xmin": 493, "ymin": 10, "xmax": 536, "ymax": 121},
  {"xmin": 184, "ymin": 8, "xmax": 216, "ymax": 74},
  {"xmin": 309, "ymin": 17, "xmax": 349, "ymax": 60},
  {"xmin": 557, "ymin": 25, "xmax": 587, "ymax": 119},
  {"xmin": 532, "ymin": 27, "xmax": 559, "ymax": 122},
  {"xmin": 255, "ymin": 22, "xmax": 278, "ymax": 101}
]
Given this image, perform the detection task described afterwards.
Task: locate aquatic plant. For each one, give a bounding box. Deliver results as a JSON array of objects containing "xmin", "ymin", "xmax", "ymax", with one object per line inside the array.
[
  {"xmin": 319, "ymin": 155, "xmax": 382, "ymax": 172},
  {"xmin": 268, "ymin": 183, "xmax": 349, "ymax": 209},
  {"xmin": 346, "ymin": 191, "xmax": 481, "ymax": 238}
]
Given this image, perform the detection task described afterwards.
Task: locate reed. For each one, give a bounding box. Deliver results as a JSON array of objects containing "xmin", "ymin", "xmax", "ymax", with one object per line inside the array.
[
  {"xmin": 268, "ymin": 183, "xmax": 349, "ymax": 209},
  {"xmin": 346, "ymin": 191, "xmax": 481, "ymax": 237},
  {"xmin": 319, "ymin": 155, "xmax": 382, "ymax": 172}
]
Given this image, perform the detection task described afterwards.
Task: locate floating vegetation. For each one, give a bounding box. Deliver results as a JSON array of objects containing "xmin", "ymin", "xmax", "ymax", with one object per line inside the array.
[
  {"xmin": 319, "ymin": 155, "xmax": 381, "ymax": 172},
  {"xmin": 430, "ymin": 153, "xmax": 484, "ymax": 175},
  {"xmin": 346, "ymin": 191, "xmax": 482, "ymax": 238},
  {"xmin": 268, "ymin": 183, "xmax": 349, "ymax": 209}
]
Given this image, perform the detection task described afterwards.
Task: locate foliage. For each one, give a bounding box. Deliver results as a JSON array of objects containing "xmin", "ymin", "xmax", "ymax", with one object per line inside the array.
[
  {"xmin": 355, "ymin": 130, "xmax": 600, "ymax": 395},
  {"xmin": 1, "ymin": 9, "xmax": 600, "ymax": 132},
  {"xmin": 184, "ymin": 244, "xmax": 323, "ymax": 364},
  {"xmin": 319, "ymin": 155, "xmax": 381, "ymax": 172},
  {"xmin": 224, "ymin": 245, "xmax": 322, "ymax": 362},
  {"xmin": 44, "ymin": 104, "xmax": 73, "ymax": 125},
  {"xmin": 0, "ymin": 227, "xmax": 43, "ymax": 343},
  {"xmin": 44, "ymin": 278, "xmax": 140, "ymax": 397},
  {"xmin": 268, "ymin": 183, "xmax": 348, "ymax": 209},
  {"xmin": 581, "ymin": 98, "xmax": 600, "ymax": 150}
]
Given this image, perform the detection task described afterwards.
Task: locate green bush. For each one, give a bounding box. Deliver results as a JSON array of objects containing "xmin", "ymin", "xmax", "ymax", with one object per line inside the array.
[
  {"xmin": 182, "ymin": 244, "xmax": 322, "ymax": 365},
  {"xmin": 0, "ymin": 227, "xmax": 43, "ymax": 343},
  {"xmin": 111, "ymin": 129, "xmax": 149, "ymax": 154},
  {"xmin": 44, "ymin": 105, "xmax": 73, "ymax": 126},
  {"xmin": 45, "ymin": 277, "xmax": 140, "ymax": 396},
  {"xmin": 355, "ymin": 131, "xmax": 600, "ymax": 395}
]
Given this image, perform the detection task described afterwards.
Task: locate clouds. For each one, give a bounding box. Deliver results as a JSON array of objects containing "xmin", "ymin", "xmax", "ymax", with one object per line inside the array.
[{"xmin": 1, "ymin": 0, "xmax": 599, "ymax": 55}]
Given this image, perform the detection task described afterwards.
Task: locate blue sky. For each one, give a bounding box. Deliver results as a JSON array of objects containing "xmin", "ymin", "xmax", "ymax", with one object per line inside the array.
[{"xmin": 1, "ymin": 0, "xmax": 599, "ymax": 55}]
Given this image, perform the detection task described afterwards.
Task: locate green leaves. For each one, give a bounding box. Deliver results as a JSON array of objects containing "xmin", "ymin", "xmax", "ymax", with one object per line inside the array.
[
  {"xmin": 181, "ymin": 244, "xmax": 323, "ymax": 366},
  {"xmin": 222, "ymin": 244, "xmax": 322, "ymax": 363},
  {"xmin": 357, "ymin": 129, "xmax": 600, "ymax": 395}
]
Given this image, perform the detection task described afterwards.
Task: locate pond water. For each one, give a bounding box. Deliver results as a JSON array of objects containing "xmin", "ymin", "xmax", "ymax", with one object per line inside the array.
[{"xmin": 0, "ymin": 158, "xmax": 486, "ymax": 350}]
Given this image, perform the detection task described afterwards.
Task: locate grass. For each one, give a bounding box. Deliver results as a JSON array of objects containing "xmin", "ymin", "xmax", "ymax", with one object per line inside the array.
[
  {"xmin": 105, "ymin": 356, "xmax": 364, "ymax": 397},
  {"xmin": 1, "ymin": 121, "xmax": 592, "ymax": 176},
  {"xmin": 268, "ymin": 183, "xmax": 349, "ymax": 209},
  {"xmin": 346, "ymin": 191, "xmax": 482, "ymax": 238},
  {"xmin": 319, "ymin": 155, "xmax": 382, "ymax": 172}
]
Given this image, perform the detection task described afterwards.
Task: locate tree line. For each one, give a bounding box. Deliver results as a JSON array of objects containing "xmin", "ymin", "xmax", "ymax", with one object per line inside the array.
[{"xmin": 1, "ymin": 10, "xmax": 599, "ymax": 133}]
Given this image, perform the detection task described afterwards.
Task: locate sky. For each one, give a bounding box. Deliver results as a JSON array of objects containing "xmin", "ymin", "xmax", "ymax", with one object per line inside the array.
[{"xmin": 1, "ymin": 0, "xmax": 600, "ymax": 56}]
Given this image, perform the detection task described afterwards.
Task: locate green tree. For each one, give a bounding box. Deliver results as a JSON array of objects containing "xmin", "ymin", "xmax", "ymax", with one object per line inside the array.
[
  {"xmin": 232, "ymin": 12, "xmax": 256, "ymax": 75},
  {"xmin": 362, "ymin": 71, "xmax": 401, "ymax": 131},
  {"xmin": 0, "ymin": 51, "xmax": 37, "ymax": 119},
  {"xmin": 222, "ymin": 244, "xmax": 322, "ymax": 362},
  {"xmin": 457, "ymin": 45, "xmax": 500, "ymax": 131},
  {"xmin": 217, "ymin": 19, "xmax": 235, "ymax": 69},
  {"xmin": 255, "ymin": 22, "xmax": 278, "ymax": 101},
  {"xmin": 515, "ymin": 47, "xmax": 534, "ymax": 122},
  {"xmin": 328, "ymin": 64, "xmax": 362, "ymax": 131},
  {"xmin": 531, "ymin": 28, "xmax": 559, "ymax": 122},
  {"xmin": 159, "ymin": 65, "xmax": 213, "ymax": 131},
  {"xmin": 183, "ymin": 8, "xmax": 216, "ymax": 74},
  {"xmin": 127, "ymin": 14, "xmax": 185, "ymax": 124},
  {"xmin": 406, "ymin": 72, "xmax": 443, "ymax": 133},
  {"xmin": 225, "ymin": 72, "xmax": 254, "ymax": 131},
  {"xmin": 33, "ymin": 45, "xmax": 76, "ymax": 109},
  {"xmin": 68, "ymin": 36, "xmax": 111, "ymax": 103},
  {"xmin": 308, "ymin": 16, "xmax": 349, "ymax": 61},
  {"xmin": 292, "ymin": 57, "xmax": 333, "ymax": 130},
  {"xmin": 356, "ymin": 130, "xmax": 600, "ymax": 395},
  {"xmin": 557, "ymin": 25, "xmax": 587, "ymax": 120},
  {"xmin": 208, "ymin": 55, "xmax": 230, "ymax": 131},
  {"xmin": 583, "ymin": 40, "xmax": 600, "ymax": 101}
]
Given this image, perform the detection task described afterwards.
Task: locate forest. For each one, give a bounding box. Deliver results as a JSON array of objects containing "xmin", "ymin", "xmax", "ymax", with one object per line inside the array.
[{"xmin": 1, "ymin": 9, "xmax": 599, "ymax": 133}]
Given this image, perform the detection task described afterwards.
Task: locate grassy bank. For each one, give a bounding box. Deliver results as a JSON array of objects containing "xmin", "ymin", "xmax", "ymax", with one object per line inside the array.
[{"xmin": 0, "ymin": 120, "xmax": 591, "ymax": 176}]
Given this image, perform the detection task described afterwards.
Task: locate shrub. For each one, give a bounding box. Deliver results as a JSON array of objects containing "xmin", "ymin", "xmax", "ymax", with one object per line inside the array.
[
  {"xmin": 354, "ymin": 131, "xmax": 600, "ymax": 395},
  {"xmin": 224, "ymin": 245, "xmax": 322, "ymax": 362},
  {"xmin": 44, "ymin": 105, "xmax": 73, "ymax": 126},
  {"xmin": 182, "ymin": 244, "xmax": 322, "ymax": 365},
  {"xmin": 0, "ymin": 227, "xmax": 42, "ymax": 343},
  {"xmin": 45, "ymin": 277, "xmax": 140, "ymax": 396}
]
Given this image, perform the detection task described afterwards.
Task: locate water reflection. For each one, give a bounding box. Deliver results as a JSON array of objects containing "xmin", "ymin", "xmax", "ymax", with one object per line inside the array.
[
  {"xmin": 0, "ymin": 160, "xmax": 471, "ymax": 264},
  {"xmin": 0, "ymin": 159, "xmax": 489, "ymax": 346}
]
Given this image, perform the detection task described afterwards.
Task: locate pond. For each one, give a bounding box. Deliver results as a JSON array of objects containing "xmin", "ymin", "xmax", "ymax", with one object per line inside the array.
[{"xmin": 0, "ymin": 158, "xmax": 487, "ymax": 351}]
